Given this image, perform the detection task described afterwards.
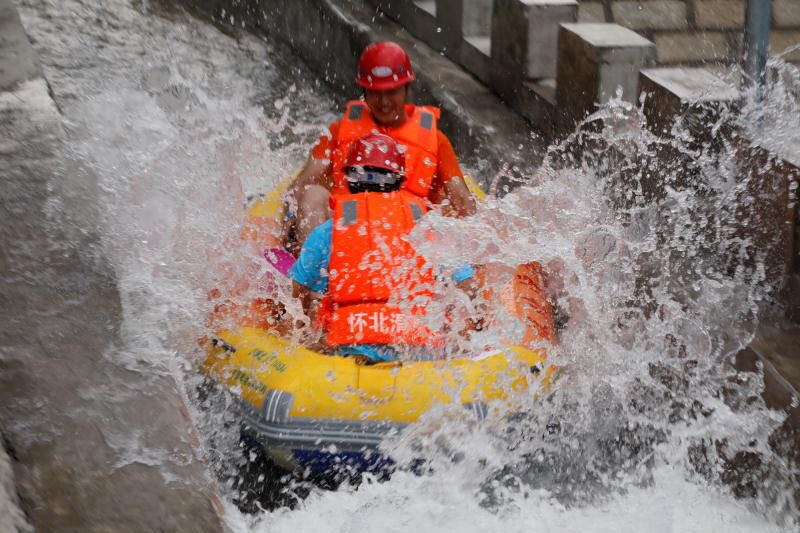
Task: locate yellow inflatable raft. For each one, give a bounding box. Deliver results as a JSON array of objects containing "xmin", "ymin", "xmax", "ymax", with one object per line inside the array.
[{"xmin": 201, "ymin": 173, "xmax": 555, "ymax": 473}]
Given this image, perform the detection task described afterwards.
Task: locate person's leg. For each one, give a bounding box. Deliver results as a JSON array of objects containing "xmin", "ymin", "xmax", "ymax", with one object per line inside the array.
[{"xmin": 285, "ymin": 184, "xmax": 331, "ymax": 255}]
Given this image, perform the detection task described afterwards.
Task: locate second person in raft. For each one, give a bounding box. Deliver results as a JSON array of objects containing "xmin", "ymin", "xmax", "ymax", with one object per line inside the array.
[
  {"xmin": 282, "ymin": 40, "xmax": 477, "ymax": 255},
  {"xmin": 290, "ymin": 133, "xmax": 476, "ymax": 363}
]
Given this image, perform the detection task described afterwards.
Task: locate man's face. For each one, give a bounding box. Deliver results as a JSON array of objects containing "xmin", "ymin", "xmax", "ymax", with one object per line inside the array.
[{"xmin": 364, "ymin": 86, "xmax": 407, "ymax": 126}]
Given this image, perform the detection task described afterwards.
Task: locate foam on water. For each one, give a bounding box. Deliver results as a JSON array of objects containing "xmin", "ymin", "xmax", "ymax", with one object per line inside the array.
[
  {"xmin": 16, "ymin": 0, "xmax": 800, "ymax": 530},
  {"xmin": 239, "ymin": 467, "xmax": 785, "ymax": 533}
]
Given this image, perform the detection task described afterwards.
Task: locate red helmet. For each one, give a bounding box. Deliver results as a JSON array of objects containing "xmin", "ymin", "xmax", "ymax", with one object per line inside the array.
[
  {"xmin": 356, "ymin": 42, "xmax": 415, "ymax": 90},
  {"xmin": 345, "ymin": 133, "xmax": 405, "ymax": 173}
]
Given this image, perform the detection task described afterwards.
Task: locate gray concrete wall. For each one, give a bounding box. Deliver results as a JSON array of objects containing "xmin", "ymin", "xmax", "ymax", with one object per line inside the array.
[
  {"xmin": 374, "ymin": 0, "xmax": 799, "ymax": 138},
  {"xmin": 632, "ymin": 66, "xmax": 800, "ymax": 504},
  {"xmin": 0, "ymin": 0, "xmax": 224, "ymax": 529},
  {"xmin": 577, "ymin": 0, "xmax": 800, "ymax": 65},
  {"xmin": 637, "ymin": 66, "xmax": 799, "ymax": 315}
]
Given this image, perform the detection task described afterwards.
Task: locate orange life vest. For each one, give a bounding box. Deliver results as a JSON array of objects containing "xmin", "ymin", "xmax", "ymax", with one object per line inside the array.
[
  {"xmin": 323, "ymin": 190, "xmax": 436, "ymax": 346},
  {"xmin": 330, "ymin": 101, "xmax": 440, "ymax": 200}
]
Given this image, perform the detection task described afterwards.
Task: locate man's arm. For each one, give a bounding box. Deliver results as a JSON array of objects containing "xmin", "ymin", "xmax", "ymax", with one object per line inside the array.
[
  {"xmin": 441, "ymin": 175, "xmax": 477, "ymax": 217},
  {"xmin": 285, "ymin": 156, "xmax": 331, "ymax": 213},
  {"xmin": 287, "ymin": 123, "xmax": 338, "ymax": 208},
  {"xmin": 455, "ymin": 271, "xmax": 488, "ymax": 332},
  {"xmin": 288, "ymin": 219, "xmax": 333, "ymax": 325},
  {"xmin": 282, "ymin": 124, "xmax": 338, "ymax": 250},
  {"xmin": 431, "ymin": 131, "xmax": 477, "ymax": 217},
  {"xmin": 281, "ymin": 156, "xmax": 333, "ymax": 252}
]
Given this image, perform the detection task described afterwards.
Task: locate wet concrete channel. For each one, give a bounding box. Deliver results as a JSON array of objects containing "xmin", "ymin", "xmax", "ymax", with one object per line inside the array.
[{"xmin": 0, "ymin": 0, "xmax": 224, "ymax": 529}]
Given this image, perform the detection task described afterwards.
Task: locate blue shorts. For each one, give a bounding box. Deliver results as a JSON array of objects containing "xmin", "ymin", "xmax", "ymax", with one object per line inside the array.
[{"xmin": 338, "ymin": 344, "xmax": 438, "ymax": 362}]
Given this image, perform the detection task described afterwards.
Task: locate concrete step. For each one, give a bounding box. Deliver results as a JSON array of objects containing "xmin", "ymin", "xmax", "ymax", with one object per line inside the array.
[
  {"xmin": 414, "ymin": 0, "xmax": 436, "ymax": 17},
  {"xmin": 529, "ymin": 77, "xmax": 556, "ymax": 105},
  {"xmin": 462, "ymin": 35, "xmax": 491, "ymax": 82},
  {"xmin": 464, "ymin": 35, "xmax": 490, "ymax": 56},
  {"xmin": 371, "ymin": 0, "xmax": 445, "ymax": 50},
  {"xmin": 518, "ymin": 79, "xmax": 557, "ymax": 137}
]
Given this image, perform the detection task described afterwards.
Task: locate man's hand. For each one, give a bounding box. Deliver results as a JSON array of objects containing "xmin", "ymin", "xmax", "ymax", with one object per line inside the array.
[
  {"xmin": 442, "ymin": 176, "xmax": 477, "ymax": 217},
  {"xmin": 292, "ymin": 280, "xmax": 322, "ymax": 326},
  {"xmin": 455, "ymin": 274, "xmax": 491, "ymax": 334}
]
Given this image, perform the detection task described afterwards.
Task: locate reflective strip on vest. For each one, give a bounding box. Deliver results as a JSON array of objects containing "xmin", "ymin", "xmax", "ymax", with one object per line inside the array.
[
  {"xmin": 348, "ymin": 104, "xmax": 363, "ymax": 120},
  {"xmin": 341, "ymin": 200, "xmax": 358, "ymax": 226},
  {"xmin": 419, "ymin": 111, "xmax": 433, "ymax": 130},
  {"xmin": 410, "ymin": 203, "xmax": 422, "ymax": 222}
]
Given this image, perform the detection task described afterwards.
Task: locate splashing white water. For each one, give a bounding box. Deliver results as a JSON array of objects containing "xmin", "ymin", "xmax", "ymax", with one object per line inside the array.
[
  {"xmin": 249, "ymin": 68, "xmax": 800, "ymax": 530},
  {"xmin": 239, "ymin": 467, "xmax": 785, "ymax": 533}
]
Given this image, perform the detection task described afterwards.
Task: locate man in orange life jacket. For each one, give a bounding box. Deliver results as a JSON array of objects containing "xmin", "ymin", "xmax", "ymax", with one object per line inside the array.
[
  {"xmin": 290, "ymin": 133, "xmax": 476, "ymax": 362},
  {"xmin": 282, "ymin": 41, "xmax": 477, "ymax": 255}
]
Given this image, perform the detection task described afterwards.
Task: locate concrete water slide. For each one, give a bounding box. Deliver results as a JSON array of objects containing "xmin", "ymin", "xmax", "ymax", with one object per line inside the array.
[{"xmin": 0, "ymin": 0, "xmax": 224, "ymax": 529}]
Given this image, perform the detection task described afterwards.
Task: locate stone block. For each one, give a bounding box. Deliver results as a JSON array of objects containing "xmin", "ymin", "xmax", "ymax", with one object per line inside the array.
[
  {"xmin": 526, "ymin": 1, "xmax": 580, "ymax": 79},
  {"xmin": 416, "ymin": 0, "xmax": 437, "ymax": 15},
  {"xmin": 635, "ymin": 68, "xmax": 739, "ymax": 204},
  {"xmin": 578, "ymin": 2, "xmax": 607, "ymax": 22},
  {"xmin": 639, "ymin": 67, "xmax": 739, "ymax": 141},
  {"xmin": 374, "ymin": 0, "xmax": 446, "ymax": 50},
  {"xmin": 436, "ymin": 0, "xmax": 466, "ymax": 55},
  {"xmin": 519, "ymin": 80, "xmax": 559, "ymax": 135},
  {"xmin": 611, "ymin": 1, "xmax": 688, "ymax": 30},
  {"xmin": 462, "ymin": 35, "xmax": 492, "ymax": 83},
  {"xmin": 491, "ymin": 0, "xmax": 578, "ymax": 100},
  {"xmin": 787, "ymin": 274, "xmax": 800, "ymax": 321},
  {"xmin": 639, "ymin": 68, "xmax": 797, "ymax": 300},
  {"xmin": 654, "ymin": 31, "xmax": 732, "ymax": 63},
  {"xmin": 694, "ymin": 0, "xmax": 746, "ymax": 29},
  {"xmin": 734, "ymin": 140, "xmax": 800, "ymax": 294},
  {"xmin": 774, "ymin": 0, "xmax": 800, "ymax": 28},
  {"xmin": 463, "ymin": 0, "xmax": 493, "ymax": 35},
  {"xmin": 436, "ymin": 0, "xmax": 493, "ymax": 73},
  {"xmin": 556, "ymin": 23, "xmax": 656, "ymax": 125},
  {"xmin": 770, "ymin": 30, "xmax": 800, "ymax": 62}
]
